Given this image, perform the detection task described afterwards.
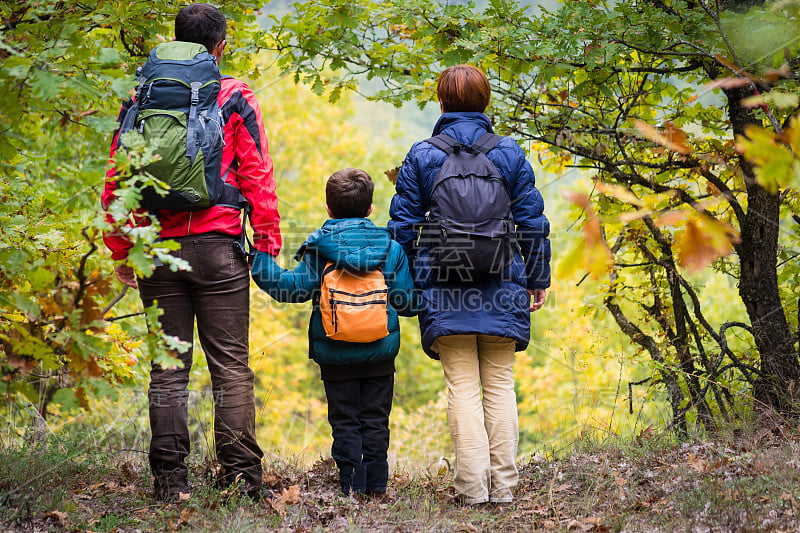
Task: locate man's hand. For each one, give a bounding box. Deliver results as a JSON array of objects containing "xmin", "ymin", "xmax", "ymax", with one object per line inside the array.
[
  {"xmin": 114, "ymin": 265, "xmax": 138, "ymax": 289},
  {"xmin": 529, "ymin": 289, "xmax": 546, "ymax": 312}
]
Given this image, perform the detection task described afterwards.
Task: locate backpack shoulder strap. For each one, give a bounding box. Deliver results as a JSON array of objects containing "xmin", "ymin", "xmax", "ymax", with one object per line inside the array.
[
  {"xmin": 322, "ymin": 261, "xmax": 338, "ymax": 278},
  {"xmin": 424, "ymin": 134, "xmax": 460, "ymax": 155},
  {"xmin": 470, "ymin": 132, "xmax": 503, "ymax": 154}
]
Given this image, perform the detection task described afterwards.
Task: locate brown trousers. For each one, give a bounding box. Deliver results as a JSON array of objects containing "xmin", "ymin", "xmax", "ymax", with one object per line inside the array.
[
  {"xmin": 435, "ymin": 334, "xmax": 518, "ymax": 504},
  {"xmin": 138, "ymin": 233, "xmax": 263, "ymax": 497}
]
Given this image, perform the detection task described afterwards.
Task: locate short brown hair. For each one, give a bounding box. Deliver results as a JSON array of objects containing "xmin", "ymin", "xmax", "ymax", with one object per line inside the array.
[
  {"xmin": 175, "ymin": 4, "xmax": 227, "ymax": 53},
  {"xmin": 326, "ymin": 168, "xmax": 374, "ymax": 218},
  {"xmin": 437, "ymin": 65, "xmax": 491, "ymax": 113}
]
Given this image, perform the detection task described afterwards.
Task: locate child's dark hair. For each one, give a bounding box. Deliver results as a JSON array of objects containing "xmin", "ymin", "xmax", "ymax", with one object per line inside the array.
[
  {"xmin": 175, "ymin": 3, "xmax": 227, "ymax": 53},
  {"xmin": 326, "ymin": 169, "xmax": 374, "ymax": 218}
]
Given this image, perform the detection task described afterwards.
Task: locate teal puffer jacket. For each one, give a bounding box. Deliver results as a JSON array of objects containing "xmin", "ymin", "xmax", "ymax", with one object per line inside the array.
[{"xmin": 251, "ymin": 218, "xmax": 417, "ymax": 366}]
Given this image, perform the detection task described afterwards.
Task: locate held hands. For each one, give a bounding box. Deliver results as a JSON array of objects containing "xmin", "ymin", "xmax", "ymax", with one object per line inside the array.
[
  {"xmin": 114, "ymin": 265, "xmax": 138, "ymax": 289},
  {"xmin": 528, "ymin": 289, "xmax": 546, "ymax": 312}
]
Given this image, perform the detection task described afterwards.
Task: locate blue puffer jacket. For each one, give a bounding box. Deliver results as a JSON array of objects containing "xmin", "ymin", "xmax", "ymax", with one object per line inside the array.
[
  {"xmin": 388, "ymin": 112, "xmax": 551, "ymax": 359},
  {"xmin": 251, "ymin": 218, "xmax": 417, "ymax": 366}
]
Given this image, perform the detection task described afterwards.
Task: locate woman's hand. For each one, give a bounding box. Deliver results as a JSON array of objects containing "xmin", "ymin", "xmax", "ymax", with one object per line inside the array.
[{"xmin": 528, "ymin": 289, "xmax": 546, "ymax": 312}]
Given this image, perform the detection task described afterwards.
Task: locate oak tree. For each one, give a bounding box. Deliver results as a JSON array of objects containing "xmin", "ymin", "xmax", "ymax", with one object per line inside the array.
[{"xmin": 273, "ymin": 0, "xmax": 800, "ymax": 430}]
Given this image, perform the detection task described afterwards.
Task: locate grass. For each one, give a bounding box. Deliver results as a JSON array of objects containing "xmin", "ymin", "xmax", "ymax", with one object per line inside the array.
[{"xmin": 2, "ymin": 416, "xmax": 800, "ymax": 531}]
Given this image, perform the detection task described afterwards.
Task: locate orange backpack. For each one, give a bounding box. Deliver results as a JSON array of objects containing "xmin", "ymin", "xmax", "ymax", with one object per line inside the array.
[{"xmin": 319, "ymin": 262, "xmax": 389, "ymax": 343}]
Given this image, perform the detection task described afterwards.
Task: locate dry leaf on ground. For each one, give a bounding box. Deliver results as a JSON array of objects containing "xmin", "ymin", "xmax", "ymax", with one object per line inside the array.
[
  {"xmin": 46, "ymin": 510, "xmax": 68, "ymax": 525},
  {"xmin": 686, "ymin": 453, "xmax": 707, "ymax": 473}
]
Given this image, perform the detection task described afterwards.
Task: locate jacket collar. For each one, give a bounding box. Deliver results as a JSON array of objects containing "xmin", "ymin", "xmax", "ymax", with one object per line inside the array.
[
  {"xmin": 432, "ymin": 112, "xmax": 494, "ymax": 136},
  {"xmin": 294, "ymin": 218, "xmax": 391, "ymax": 270}
]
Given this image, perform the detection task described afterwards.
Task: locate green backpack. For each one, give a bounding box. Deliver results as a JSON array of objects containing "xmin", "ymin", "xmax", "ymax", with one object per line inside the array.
[{"xmin": 118, "ymin": 41, "xmax": 245, "ymax": 211}]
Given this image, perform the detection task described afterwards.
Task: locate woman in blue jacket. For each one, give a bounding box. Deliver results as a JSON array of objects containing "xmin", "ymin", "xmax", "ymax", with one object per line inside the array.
[{"xmin": 388, "ymin": 65, "xmax": 551, "ymax": 505}]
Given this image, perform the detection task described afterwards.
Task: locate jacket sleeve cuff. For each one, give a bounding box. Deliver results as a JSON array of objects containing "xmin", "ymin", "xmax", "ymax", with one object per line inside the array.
[
  {"xmin": 253, "ymin": 238, "xmax": 280, "ymax": 257},
  {"xmin": 523, "ymin": 238, "xmax": 551, "ymax": 290},
  {"xmin": 251, "ymin": 250, "xmax": 283, "ymax": 289},
  {"xmin": 527, "ymin": 280, "xmax": 551, "ymax": 290}
]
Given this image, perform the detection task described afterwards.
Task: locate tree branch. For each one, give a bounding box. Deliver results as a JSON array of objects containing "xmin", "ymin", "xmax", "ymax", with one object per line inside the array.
[
  {"xmin": 72, "ymin": 227, "xmax": 97, "ymax": 312},
  {"xmin": 101, "ymin": 287, "xmax": 128, "ymax": 317},
  {"xmin": 693, "ymin": 164, "xmax": 746, "ymax": 225},
  {"xmin": 119, "ymin": 29, "xmax": 148, "ymax": 59},
  {"xmin": 605, "ymin": 268, "xmax": 688, "ymax": 435}
]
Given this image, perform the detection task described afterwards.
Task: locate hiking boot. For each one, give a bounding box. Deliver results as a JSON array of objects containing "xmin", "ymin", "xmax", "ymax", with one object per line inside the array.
[
  {"xmin": 154, "ymin": 478, "xmax": 191, "ymax": 503},
  {"xmin": 452, "ymin": 494, "xmax": 489, "ymax": 507},
  {"xmin": 245, "ymin": 486, "xmax": 275, "ymax": 503},
  {"xmin": 365, "ymin": 490, "xmax": 390, "ymax": 503},
  {"xmin": 154, "ymin": 487, "xmax": 192, "ymax": 503}
]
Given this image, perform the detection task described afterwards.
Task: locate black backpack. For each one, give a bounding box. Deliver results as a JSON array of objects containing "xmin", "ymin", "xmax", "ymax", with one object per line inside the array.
[
  {"xmin": 421, "ymin": 133, "xmax": 516, "ymax": 283},
  {"xmin": 117, "ymin": 41, "xmax": 245, "ymax": 212}
]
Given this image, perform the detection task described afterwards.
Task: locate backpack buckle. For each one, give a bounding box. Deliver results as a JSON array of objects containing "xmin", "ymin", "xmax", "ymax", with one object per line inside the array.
[{"xmin": 190, "ymin": 81, "xmax": 201, "ymax": 104}]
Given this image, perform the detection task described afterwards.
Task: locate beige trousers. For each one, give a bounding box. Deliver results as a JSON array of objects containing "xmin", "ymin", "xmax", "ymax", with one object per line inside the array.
[{"xmin": 435, "ymin": 334, "xmax": 518, "ymax": 504}]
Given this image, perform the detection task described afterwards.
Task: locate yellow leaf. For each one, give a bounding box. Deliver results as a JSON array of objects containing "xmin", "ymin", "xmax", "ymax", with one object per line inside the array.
[
  {"xmin": 564, "ymin": 191, "xmax": 614, "ymax": 279},
  {"xmin": 564, "ymin": 190, "xmax": 592, "ymax": 211},
  {"xmin": 584, "ymin": 218, "xmax": 614, "ymax": 279},
  {"xmin": 778, "ymin": 116, "xmax": 800, "ymax": 154},
  {"xmin": 704, "ymin": 77, "xmax": 752, "ymax": 90},
  {"xmin": 763, "ymin": 63, "xmax": 791, "ymax": 82},
  {"xmin": 653, "ymin": 210, "xmax": 687, "ymax": 227},
  {"xmin": 741, "ymin": 95, "xmax": 765, "ymax": 108},
  {"xmin": 594, "ymin": 181, "xmax": 644, "ymax": 206},
  {"xmin": 634, "ymin": 120, "xmax": 693, "ymax": 155},
  {"xmin": 556, "ymin": 239, "xmax": 585, "ymax": 279},
  {"xmin": 384, "ymin": 166, "xmax": 400, "ymax": 185},
  {"xmin": 618, "ymin": 209, "xmax": 652, "ymax": 223},
  {"xmin": 675, "ymin": 215, "xmax": 739, "ymax": 272}
]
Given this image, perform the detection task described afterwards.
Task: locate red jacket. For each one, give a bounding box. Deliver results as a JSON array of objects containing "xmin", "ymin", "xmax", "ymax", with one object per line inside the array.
[{"xmin": 102, "ymin": 76, "xmax": 281, "ymax": 260}]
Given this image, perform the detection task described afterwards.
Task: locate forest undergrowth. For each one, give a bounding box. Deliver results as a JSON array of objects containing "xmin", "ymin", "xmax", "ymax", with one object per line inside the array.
[{"xmin": 2, "ymin": 413, "xmax": 799, "ymax": 532}]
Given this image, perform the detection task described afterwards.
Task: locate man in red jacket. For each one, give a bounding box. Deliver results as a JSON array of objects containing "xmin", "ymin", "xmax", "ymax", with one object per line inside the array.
[{"xmin": 102, "ymin": 3, "xmax": 280, "ymax": 501}]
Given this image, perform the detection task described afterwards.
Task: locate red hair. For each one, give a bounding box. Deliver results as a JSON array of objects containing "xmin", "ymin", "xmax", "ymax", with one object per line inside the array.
[{"xmin": 437, "ymin": 65, "xmax": 491, "ymax": 113}]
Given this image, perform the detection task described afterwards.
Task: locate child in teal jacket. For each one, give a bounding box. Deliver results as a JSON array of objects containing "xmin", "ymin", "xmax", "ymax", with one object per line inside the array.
[{"xmin": 251, "ymin": 168, "xmax": 417, "ymax": 497}]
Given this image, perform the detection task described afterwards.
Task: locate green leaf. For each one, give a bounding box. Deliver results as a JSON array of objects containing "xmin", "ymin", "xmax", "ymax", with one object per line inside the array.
[
  {"xmin": 13, "ymin": 293, "xmax": 40, "ymax": 318},
  {"xmin": 52, "ymin": 388, "xmax": 80, "ymax": 411},
  {"xmin": 30, "ymin": 70, "xmax": 63, "ymax": 100},
  {"xmin": 27, "ymin": 267, "xmax": 53, "ymax": 291},
  {"xmin": 95, "ymin": 47, "xmax": 123, "ymax": 68}
]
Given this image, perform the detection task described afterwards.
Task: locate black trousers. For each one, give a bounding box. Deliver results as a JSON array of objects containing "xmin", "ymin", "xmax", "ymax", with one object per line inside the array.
[
  {"xmin": 138, "ymin": 233, "xmax": 263, "ymax": 498},
  {"xmin": 323, "ymin": 373, "xmax": 394, "ymax": 494}
]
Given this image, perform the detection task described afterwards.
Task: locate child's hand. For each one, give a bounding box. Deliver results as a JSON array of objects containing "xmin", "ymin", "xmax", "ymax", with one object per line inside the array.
[{"xmin": 251, "ymin": 250, "xmax": 275, "ymax": 279}]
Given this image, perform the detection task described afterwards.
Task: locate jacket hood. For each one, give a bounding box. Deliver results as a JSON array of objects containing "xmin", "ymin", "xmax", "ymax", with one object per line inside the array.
[
  {"xmin": 295, "ymin": 218, "xmax": 392, "ymax": 271},
  {"xmin": 432, "ymin": 112, "xmax": 494, "ymax": 142}
]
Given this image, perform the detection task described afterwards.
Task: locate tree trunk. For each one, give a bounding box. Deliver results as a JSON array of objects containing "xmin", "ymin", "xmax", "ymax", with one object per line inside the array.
[
  {"xmin": 727, "ymin": 86, "xmax": 800, "ymax": 411},
  {"xmin": 737, "ymin": 182, "xmax": 800, "ymax": 410}
]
